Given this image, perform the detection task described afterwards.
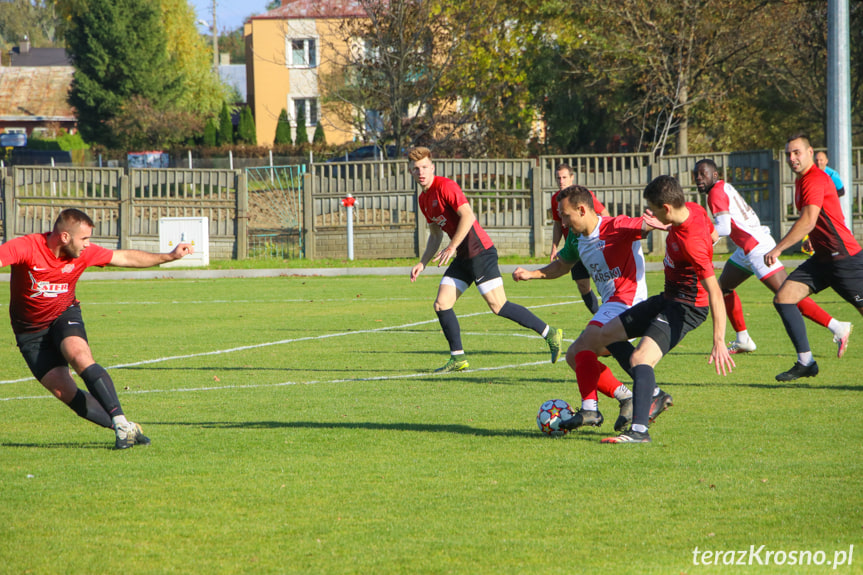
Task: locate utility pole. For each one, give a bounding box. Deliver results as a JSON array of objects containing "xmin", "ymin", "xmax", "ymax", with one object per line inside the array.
[
  {"xmin": 211, "ymin": 0, "xmax": 219, "ymax": 71},
  {"xmin": 827, "ymin": 0, "xmax": 852, "ymax": 230}
]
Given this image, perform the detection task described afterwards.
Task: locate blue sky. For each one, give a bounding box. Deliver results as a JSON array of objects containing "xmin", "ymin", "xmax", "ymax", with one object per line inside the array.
[{"xmin": 189, "ymin": 0, "xmax": 272, "ymax": 33}]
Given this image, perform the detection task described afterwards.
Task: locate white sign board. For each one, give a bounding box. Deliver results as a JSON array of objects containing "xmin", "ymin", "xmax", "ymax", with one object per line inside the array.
[{"xmin": 159, "ymin": 217, "xmax": 209, "ymax": 267}]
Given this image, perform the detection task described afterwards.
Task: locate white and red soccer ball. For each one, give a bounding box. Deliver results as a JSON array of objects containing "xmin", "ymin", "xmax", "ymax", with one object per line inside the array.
[{"xmin": 536, "ymin": 399, "xmax": 575, "ymax": 436}]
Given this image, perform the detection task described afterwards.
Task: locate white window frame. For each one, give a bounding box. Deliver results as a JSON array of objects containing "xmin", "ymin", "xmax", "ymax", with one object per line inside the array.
[
  {"xmin": 289, "ymin": 97, "xmax": 319, "ymax": 127},
  {"xmin": 287, "ymin": 38, "xmax": 317, "ymax": 68}
]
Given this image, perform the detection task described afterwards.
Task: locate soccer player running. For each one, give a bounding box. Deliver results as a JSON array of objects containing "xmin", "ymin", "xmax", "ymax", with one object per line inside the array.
[
  {"xmin": 764, "ymin": 134, "xmax": 863, "ymax": 382},
  {"xmin": 513, "ymin": 185, "xmax": 672, "ymax": 432},
  {"xmin": 549, "ymin": 164, "xmax": 609, "ymax": 314},
  {"xmin": 408, "ymin": 147, "xmax": 563, "ymax": 372},
  {"xmin": 574, "ymin": 175, "xmax": 734, "ymax": 444},
  {"xmin": 693, "ymin": 159, "xmax": 850, "ymax": 355},
  {"xmin": 0, "ymin": 208, "xmax": 193, "ymax": 449}
]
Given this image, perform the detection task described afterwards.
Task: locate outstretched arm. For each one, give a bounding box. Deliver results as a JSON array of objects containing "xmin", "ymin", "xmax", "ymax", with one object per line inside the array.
[
  {"xmin": 108, "ymin": 243, "xmax": 193, "ymax": 268},
  {"xmin": 703, "ymin": 274, "xmax": 735, "ymax": 375},
  {"xmin": 512, "ymin": 259, "xmax": 575, "ymax": 282}
]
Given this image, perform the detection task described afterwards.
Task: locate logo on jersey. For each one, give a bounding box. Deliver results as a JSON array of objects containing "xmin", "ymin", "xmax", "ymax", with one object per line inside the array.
[
  {"xmin": 663, "ymin": 254, "xmax": 675, "ymax": 269},
  {"xmin": 431, "ymin": 215, "xmax": 448, "ymax": 227},
  {"xmin": 591, "ymin": 264, "xmax": 622, "ymax": 283},
  {"xmin": 62, "ymin": 263, "xmax": 76, "ymax": 273},
  {"xmin": 28, "ymin": 272, "xmax": 69, "ymax": 299}
]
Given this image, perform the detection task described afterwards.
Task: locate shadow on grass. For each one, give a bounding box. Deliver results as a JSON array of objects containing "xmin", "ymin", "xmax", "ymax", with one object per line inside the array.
[
  {"xmin": 1, "ymin": 441, "xmax": 111, "ymax": 450},
  {"xmin": 148, "ymin": 419, "xmax": 605, "ymax": 441},
  {"xmin": 657, "ymin": 379, "xmax": 863, "ymax": 392}
]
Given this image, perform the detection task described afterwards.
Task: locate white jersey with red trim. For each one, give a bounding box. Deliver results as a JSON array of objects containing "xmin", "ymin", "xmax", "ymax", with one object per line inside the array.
[
  {"xmin": 577, "ymin": 215, "xmax": 647, "ymax": 306},
  {"xmin": 706, "ymin": 180, "xmax": 772, "ymax": 254}
]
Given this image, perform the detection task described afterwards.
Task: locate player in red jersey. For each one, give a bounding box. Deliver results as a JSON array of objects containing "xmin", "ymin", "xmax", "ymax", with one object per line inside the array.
[
  {"xmin": 694, "ymin": 159, "xmax": 850, "ymax": 355},
  {"xmin": 567, "ymin": 176, "xmax": 734, "ymax": 443},
  {"xmin": 513, "ymin": 185, "xmax": 670, "ymax": 432},
  {"xmin": 765, "ymin": 134, "xmax": 863, "ymax": 381},
  {"xmin": 550, "ymin": 164, "xmax": 609, "ymax": 314},
  {"xmin": 408, "ymin": 147, "xmax": 563, "ymax": 373},
  {"xmin": 0, "ymin": 208, "xmax": 192, "ymax": 449}
]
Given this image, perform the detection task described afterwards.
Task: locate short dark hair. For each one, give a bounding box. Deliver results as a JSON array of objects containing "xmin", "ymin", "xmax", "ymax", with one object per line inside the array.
[
  {"xmin": 786, "ymin": 133, "xmax": 811, "ymax": 147},
  {"xmin": 694, "ymin": 159, "xmax": 719, "ymax": 173},
  {"xmin": 53, "ymin": 208, "xmax": 94, "ymax": 233},
  {"xmin": 556, "ymin": 163, "xmax": 574, "ymax": 176},
  {"xmin": 557, "ymin": 185, "xmax": 595, "ymax": 210},
  {"xmin": 643, "ymin": 175, "xmax": 685, "ymax": 209}
]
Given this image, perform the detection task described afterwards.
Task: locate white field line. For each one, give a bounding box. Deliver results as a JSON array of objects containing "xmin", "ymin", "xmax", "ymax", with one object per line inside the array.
[{"xmin": 0, "ymin": 301, "xmax": 577, "ymax": 394}]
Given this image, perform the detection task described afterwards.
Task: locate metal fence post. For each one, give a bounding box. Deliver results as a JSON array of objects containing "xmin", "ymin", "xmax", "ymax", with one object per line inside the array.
[{"xmin": 2, "ymin": 171, "xmax": 12, "ymax": 241}]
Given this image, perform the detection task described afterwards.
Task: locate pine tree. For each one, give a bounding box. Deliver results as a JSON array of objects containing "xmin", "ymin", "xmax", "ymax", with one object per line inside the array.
[
  {"xmin": 238, "ymin": 107, "xmax": 256, "ymax": 144},
  {"xmin": 217, "ymin": 102, "xmax": 234, "ymax": 145},
  {"xmin": 274, "ymin": 109, "xmax": 292, "ymax": 145},
  {"xmin": 312, "ymin": 122, "xmax": 326, "ymax": 144},
  {"xmin": 64, "ymin": 0, "xmax": 183, "ymax": 148},
  {"xmin": 295, "ymin": 104, "xmax": 308, "ymax": 146},
  {"xmin": 203, "ymin": 118, "xmax": 217, "ymax": 147}
]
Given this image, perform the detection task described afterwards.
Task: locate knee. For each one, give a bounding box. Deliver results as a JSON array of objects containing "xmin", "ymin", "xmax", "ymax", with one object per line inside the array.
[{"xmin": 488, "ymin": 300, "xmax": 504, "ymax": 315}]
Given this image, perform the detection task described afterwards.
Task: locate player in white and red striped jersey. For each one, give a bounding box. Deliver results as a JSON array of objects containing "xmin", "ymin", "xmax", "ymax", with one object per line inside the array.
[
  {"xmin": 513, "ymin": 185, "xmax": 668, "ymax": 432},
  {"xmin": 0, "ymin": 208, "xmax": 193, "ymax": 449},
  {"xmin": 694, "ymin": 159, "xmax": 850, "ymax": 356}
]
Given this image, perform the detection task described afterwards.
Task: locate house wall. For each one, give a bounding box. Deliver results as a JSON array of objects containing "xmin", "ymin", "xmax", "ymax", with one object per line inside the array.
[{"xmin": 245, "ymin": 17, "xmax": 357, "ymax": 148}]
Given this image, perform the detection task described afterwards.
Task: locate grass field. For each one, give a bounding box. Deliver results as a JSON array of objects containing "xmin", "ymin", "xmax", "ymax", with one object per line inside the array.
[{"xmin": 0, "ymin": 270, "xmax": 860, "ymax": 574}]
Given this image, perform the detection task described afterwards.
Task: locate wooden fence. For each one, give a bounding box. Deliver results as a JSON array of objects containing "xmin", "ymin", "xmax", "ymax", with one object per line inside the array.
[{"xmin": 1, "ymin": 149, "xmax": 861, "ymax": 261}]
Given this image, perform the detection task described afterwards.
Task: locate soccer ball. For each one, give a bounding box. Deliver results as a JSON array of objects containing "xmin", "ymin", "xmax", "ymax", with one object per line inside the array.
[{"xmin": 536, "ymin": 399, "xmax": 575, "ymax": 436}]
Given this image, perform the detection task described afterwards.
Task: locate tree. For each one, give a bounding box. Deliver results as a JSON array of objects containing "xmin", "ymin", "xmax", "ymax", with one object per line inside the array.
[
  {"xmin": 274, "ymin": 108, "xmax": 292, "ymax": 144},
  {"xmin": 64, "ymin": 0, "xmax": 184, "ymax": 148},
  {"xmin": 107, "ymin": 95, "xmax": 204, "ymax": 149},
  {"xmin": 238, "ymin": 107, "xmax": 256, "ymax": 144},
  {"xmin": 568, "ymin": 0, "xmax": 784, "ymax": 156},
  {"xmin": 294, "ymin": 104, "xmax": 308, "ymax": 146},
  {"xmin": 217, "ymin": 102, "xmax": 234, "ymax": 145},
  {"xmin": 203, "ymin": 118, "xmax": 218, "ymax": 147},
  {"xmin": 0, "ymin": 0, "xmax": 62, "ymax": 49},
  {"xmin": 313, "ymin": 122, "xmax": 326, "ymax": 144},
  {"xmin": 319, "ymin": 0, "xmax": 516, "ymax": 157}
]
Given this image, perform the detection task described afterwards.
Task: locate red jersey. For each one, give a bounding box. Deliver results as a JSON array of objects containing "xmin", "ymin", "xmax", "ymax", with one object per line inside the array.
[
  {"xmin": 418, "ymin": 176, "xmax": 494, "ymax": 259},
  {"xmin": 795, "ymin": 166, "xmax": 861, "ymax": 261},
  {"xmin": 0, "ymin": 233, "xmax": 114, "ymax": 333},
  {"xmin": 663, "ymin": 203, "xmax": 715, "ymax": 307},
  {"xmin": 552, "ymin": 189, "xmax": 606, "ymax": 239}
]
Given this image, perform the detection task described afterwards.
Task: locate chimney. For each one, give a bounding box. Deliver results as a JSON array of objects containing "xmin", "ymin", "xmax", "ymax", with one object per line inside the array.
[{"xmin": 20, "ymin": 35, "xmax": 30, "ymax": 54}]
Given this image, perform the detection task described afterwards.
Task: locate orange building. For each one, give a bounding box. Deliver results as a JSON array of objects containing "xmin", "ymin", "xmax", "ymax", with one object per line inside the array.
[{"xmin": 245, "ymin": 0, "xmax": 367, "ymax": 147}]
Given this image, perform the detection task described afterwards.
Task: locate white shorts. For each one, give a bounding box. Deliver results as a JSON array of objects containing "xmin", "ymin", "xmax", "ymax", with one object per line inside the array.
[
  {"xmin": 588, "ymin": 301, "xmax": 630, "ymax": 327},
  {"xmin": 728, "ymin": 239, "xmax": 784, "ymax": 280}
]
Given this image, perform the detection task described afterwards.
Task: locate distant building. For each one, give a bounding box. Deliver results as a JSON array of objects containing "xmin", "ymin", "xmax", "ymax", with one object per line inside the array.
[
  {"xmin": 219, "ymin": 53, "xmax": 247, "ymax": 103},
  {"xmin": 0, "ymin": 38, "xmax": 77, "ymax": 136},
  {"xmin": 244, "ymin": 0, "xmax": 365, "ymax": 146}
]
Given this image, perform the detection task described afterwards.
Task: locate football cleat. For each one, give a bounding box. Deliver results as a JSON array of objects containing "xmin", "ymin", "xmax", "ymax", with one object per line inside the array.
[
  {"xmin": 775, "ymin": 361, "xmax": 819, "ymax": 382},
  {"xmin": 648, "ymin": 389, "xmax": 673, "ymax": 423},
  {"xmin": 114, "ymin": 422, "xmax": 150, "ymax": 450},
  {"xmin": 614, "ymin": 397, "xmax": 633, "ymax": 431},
  {"xmin": 833, "ymin": 322, "xmax": 852, "ymax": 359},
  {"xmin": 728, "ymin": 338, "xmax": 757, "ymax": 354},
  {"xmin": 434, "ymin": 356, "xmax": 469, "ymax": 373},
  {"xmin": 559, "ymin": 409, "xmax": 604, "ymax": 431},
  {"xmin": 546, "ymin": 327, "xmax": 564, "ymax": 364},
  {"xmin": 601, "ymin": 428, "xmax": 651, "ymax": 444}
]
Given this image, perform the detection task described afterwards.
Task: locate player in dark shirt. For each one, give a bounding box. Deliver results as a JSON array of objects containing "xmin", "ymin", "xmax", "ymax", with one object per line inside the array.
[
  {"xmin": 408, "ymin": 147, "xmax": 563, "ymax": 373},
  {"xmin": 765, "ymin": 134, "xmax": 863, "ymax": 381},
  {"xmin": 0, "ymin": 208, "xmax": 192, "ymax": 449}
]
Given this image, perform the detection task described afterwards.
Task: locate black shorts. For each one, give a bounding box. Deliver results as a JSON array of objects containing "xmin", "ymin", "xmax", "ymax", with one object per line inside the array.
[
  {"xmin": 571, "ymin": 259, "xmax": 590, "ymax": 281},
  {"xmin": 618, "ymin": 294, "xmax": 708, "ymax": 356},
  {"xmin": 787, "ymin": 252, "xmax": 863, "ymax": 308},
  {"xmin": 15, "ymin": 305, "xmax": 89, "ymax": 381},
  {"xmin": 444, "ymin": 246, "xmax": 502, "ymax": 290}
]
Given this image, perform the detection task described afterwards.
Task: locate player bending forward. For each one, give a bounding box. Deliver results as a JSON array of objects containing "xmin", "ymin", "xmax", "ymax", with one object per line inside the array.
[
  {"xmin": 576, "ymin": 176, "xmax": 734, "ymax": 443},
  {"xmin": 513, "ymin": 185, "xmax": 673, "ymax": 431},
  {"xmin": 0, "ymin": 209, "xmax": 192, "ymax": 449},
  {"xmin": 694, "ymin": 159, "xmax": 850, "ymax": 356},
  {"xmin": 409, "ymin": 147, "xmax": 563, "ymax": 372}
]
